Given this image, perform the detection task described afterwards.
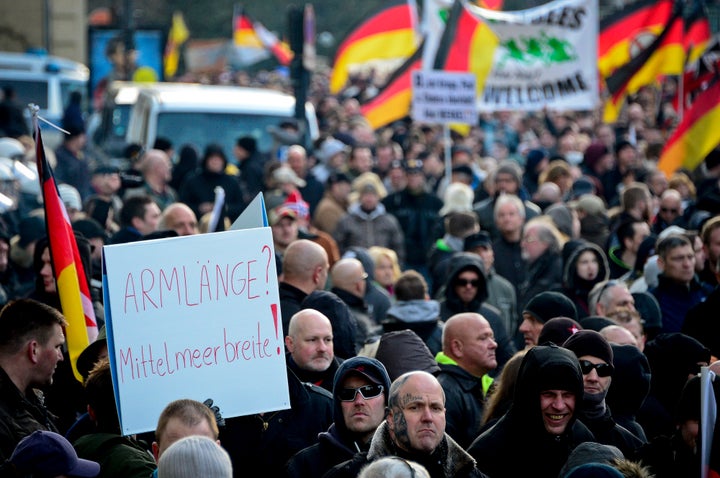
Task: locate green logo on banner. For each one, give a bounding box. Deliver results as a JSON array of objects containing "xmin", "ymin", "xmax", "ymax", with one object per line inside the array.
[{"xmin": 498, "ymin": 31, "xmax": 576, "ymax": 66}]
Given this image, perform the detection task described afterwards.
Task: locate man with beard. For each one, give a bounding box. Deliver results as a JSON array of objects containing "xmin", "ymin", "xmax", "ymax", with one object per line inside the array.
[
  {"xmin": 325, "ymin": 371, "xmax": 487, "ymax": 478},
  {"xmin": 285, "ymin": 309, "xmax": 340, "ymax": 392}
]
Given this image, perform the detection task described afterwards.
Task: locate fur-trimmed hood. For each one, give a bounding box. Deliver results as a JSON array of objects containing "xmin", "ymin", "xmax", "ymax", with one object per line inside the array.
[{"xmin": 367, "ymin": 421, "xmax": 478, "ymax": 477}]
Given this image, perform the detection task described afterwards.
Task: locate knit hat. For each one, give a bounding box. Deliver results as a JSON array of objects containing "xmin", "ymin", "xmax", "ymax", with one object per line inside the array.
[
  {"xmin": 538, "ymin": 317, "xmax": 582, "ymax": 346},
  {"xmin": 579, "ymin": 316, "xmax": 616, "ymax": 332},
  {"xmin": 523, "ymin": 291, "xmax": 578, "ymax": 323},
  {"xmin": 17, "ymin": 215, "xmax": 46, "ymax": 248},
  {"xmin": 495, "ymin": 161, "xmax": 522, "ymax": 185},
  {"xmin": 562, "ymin": 463, "xmax": 624, "ymax": 478},
  {"xmin": 582, "ymin": 142, "xmax": 609, "ymax": 170},
  {"xmin": 559, "ymin": 442, "xmax": 624, "ymax": 478},
  {"xmin": 374, "ymin": 330, "xmax": 440, "ymax": 381},
  {"xmin": 236, "ymin": 136, "xmax": 257, "ymax": 154},
  {"xmin": 571, "ymin": 176, "xmax": 596, "ymax": 199},
  {"xmin": 283, "ymin": 191, "xmax": 310, "ymax": 222},
  {"xmin": 631, "ymin": 292, "xmax": 662, "ymax": 332},
  {"xmin": 10, "ymin": 430, "xmax": 100, "ymax": 478},
  {"xmin": 573, "ymin": 194, "xmax": 606, "ymax": 216},
  {"xmin": 272, "ymin": 166, "xmax": 306, "ymax": 187},
  {"xmin": 545, "ymin": 204, "xmax": 574, "ymax": 238},
  {"xmin": 76, "ymin": 326, "xmax": 108, "ymax": 380},
  {"xmin": 158, "ymin": 436, "xmax": 232, "ymax": 478},
  {"xmin": 439, "ymin": 182, "xmax": 475, "ymax": 216},
  {"xmin": 464, "ymin": 231, "xmax": 492, "ymax": 251},
  {"xmin": 317, "ymin": 137, "xmax": 349, "ymax": 163},
  {"xmin": 563, "ymin": 330, "xmax": 614, "ymax": 366}
]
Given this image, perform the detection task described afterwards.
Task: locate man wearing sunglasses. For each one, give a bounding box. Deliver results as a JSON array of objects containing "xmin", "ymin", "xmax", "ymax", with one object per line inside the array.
[
  {"xmin": 326, "ymin": 371, "xmax": 487, "ymax": 478},
  {"xmin": 563, "ymin": 330, "xmax": 645, "ymax": 457},
  {"xmin": 287, "ymin": 356, "xmax": 390, "ymax": 478}
]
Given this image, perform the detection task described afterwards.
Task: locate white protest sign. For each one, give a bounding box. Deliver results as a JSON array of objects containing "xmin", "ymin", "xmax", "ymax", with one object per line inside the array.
[
  {"xmin": 102, "ymin": 228, "xmax": 288, "ymax": 435},
  {"xmin": 412, "ymin": 70, "xmax": 477, "ymax": 124}
]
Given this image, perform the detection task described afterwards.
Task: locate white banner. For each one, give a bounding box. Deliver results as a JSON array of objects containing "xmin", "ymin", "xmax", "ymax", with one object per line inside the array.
[{"xmin": 436, "ymin": 0, "xmax": 599, "ymax": 112}]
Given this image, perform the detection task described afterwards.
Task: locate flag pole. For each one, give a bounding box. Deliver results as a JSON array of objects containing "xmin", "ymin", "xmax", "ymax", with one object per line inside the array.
[{"xmin": 444, "ymin": 124, "xmax": 452, "ymax": 186}]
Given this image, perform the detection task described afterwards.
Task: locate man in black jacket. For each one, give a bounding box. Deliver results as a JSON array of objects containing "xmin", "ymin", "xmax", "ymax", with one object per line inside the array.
[
  {"xmin": 286, "ymin": 356, "xmax": 390, "ymax": 478},
  {"xmin": 468, "ymin": 344, "xmax": 594, "ymax": 478},
  {"xmin": 436, "ymin": 313, "xmax": 497, "ymax": 449},
  {"xmin": 562, "ymin": 330, "xmax": 645, "ymax": 457}
]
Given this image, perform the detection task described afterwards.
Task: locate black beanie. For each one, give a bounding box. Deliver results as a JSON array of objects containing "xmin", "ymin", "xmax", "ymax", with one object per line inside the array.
[
  {"xmin": 524, "ymin": 291, "xmax": 578, "ymax": 323},
  {"xmin": 563, "ymin": 330, "xmax": 614, "ymax": 366},
  {"xmin": 538, "ymin": 317, "xmax": 582, "ymax": 346}
]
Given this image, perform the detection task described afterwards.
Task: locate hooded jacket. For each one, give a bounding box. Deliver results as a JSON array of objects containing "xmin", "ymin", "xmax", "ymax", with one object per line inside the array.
[
  {"xmin": 439, "ymin": 254, "xmax": 516, "ymax": 371},
  {"xmin": 324, "ymin": 421, "xmax": 486, "ymax": 478},
  {"xmin": 383, "ymin": 300, "xmax": 443, "ymax": 356},
  {"xmin": 287, "ymin": 357, "xmax": 390, "ymax": 478},
  {"xmin": 221, "ymin": 368, "xmax": 333, "ymax": 478},
  {"xmin": 467, "ymin": 345, "xmax": 595, "ymax": 478},
  {"xmin": 561, "ymin": 240, "xmax": 610, "ymax": 318},
  {"xmin": 605, "ymin": 344, "xmax": 651, "ymax": 442}
]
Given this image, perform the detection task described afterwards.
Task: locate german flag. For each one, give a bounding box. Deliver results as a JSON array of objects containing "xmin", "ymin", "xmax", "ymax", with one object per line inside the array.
[
  {"xmin": 233, "ymin": 6, "xmax": 262, "ymax": 49},
  {"xmin": 673, "ymin": 35, "xmax": 720, "ymax": 111},
  {"xmin": 34, "ymin": 120, "xmax": 98, "ymax": 382},
  {"xmin": 603, "ymin": 5, "xmax": 685, "ymax": 123},
  {"xmin": 432, "ymin": 0, "xmax": 499, "ymax": 97},
  {"xmin": 360, "ymin": 42, "xmax": 423, "ymax": 130},
  {"xmin": 330, "ymin": 0, "xmax": 418, "ymax": 94},
  {"xmin": 657, "ymin": 77, "xmax": 720, "ymax": 175},
  {"xmin": 683, "ymin": 0, "xmax": 711, "ymax": 64},
  {"xmin": 598, "ymin": 0, "xmax": 675, "ymax": 80}
]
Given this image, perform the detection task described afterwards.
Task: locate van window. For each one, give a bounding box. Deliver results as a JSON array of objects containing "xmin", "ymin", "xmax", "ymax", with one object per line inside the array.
[
  {"xmin": 0, "ymin": 80, "xmax": 48, "ymax": 109},
  {"xmin": 155, "ymin": 112, "xmax": 296, "ymax": 157}
]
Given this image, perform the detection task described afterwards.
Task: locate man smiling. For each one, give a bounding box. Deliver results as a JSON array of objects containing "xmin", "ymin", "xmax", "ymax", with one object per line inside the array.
[{"xmin": 467, "ymin": 344, "xmax": 594, "ymax": 478}]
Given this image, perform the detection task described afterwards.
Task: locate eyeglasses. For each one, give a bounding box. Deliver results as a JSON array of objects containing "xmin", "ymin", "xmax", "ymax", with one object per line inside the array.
[
  {"xmin": 579, "ymin": 359, "xmax": 614, "ymax": 377},
  {"xmin": 338, "ymin": 384, "xmax": 384, "ymax": 402},
  {"xmin": 456, "ymin": 279, "xmax": 480, "ymax": 287},
  {"xmin": 660, "ymin": 207, "xmax": 680, "ymax": 214}
]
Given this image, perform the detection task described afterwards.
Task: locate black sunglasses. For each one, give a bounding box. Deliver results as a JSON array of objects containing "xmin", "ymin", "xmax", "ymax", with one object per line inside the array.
[
  {"xmin": 456, "ymin": 279, "xmax": 480, "ymax": 287},
  {"xmin": 338, "ymin": 384, "xmax": 384, "ymax": 402},
  {"xmin": 579, "ymin": 359, "xmax": 614, "ymax": 377}
]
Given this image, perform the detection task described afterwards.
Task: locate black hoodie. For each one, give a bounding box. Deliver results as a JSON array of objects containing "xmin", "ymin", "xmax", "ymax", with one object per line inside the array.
[
  {"xmin": 467, "ymin": 345, "xmax": 594, "ymax": 478},
  {"xmin": 286, "ymin": 357, "xmax": 391, "ymax": 478},
  {"xmin": 439, "ymin": 253, "xmax": 517, "ymax": 371},
  {"xmin": 560, "ymin": 240, "xmax": 610, "ymax": 318}
]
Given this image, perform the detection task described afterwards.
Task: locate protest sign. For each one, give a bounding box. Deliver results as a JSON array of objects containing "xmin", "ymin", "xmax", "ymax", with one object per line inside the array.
[
  {"xmin": 102, "ymin": 226, "xmax": 288, "ymax": 435},
  {"xmin": 412, "ymin": 70, "xmax": 477, "ymax": 124}
]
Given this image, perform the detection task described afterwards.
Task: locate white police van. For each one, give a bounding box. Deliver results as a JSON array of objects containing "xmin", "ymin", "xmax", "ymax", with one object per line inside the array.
[
  {"xmin": 0, "ymin": 50, "xmax": 89, "ymax": 147},
  {"xmin": 125, "ymin": 83, "xmax": 318, "ymax": 159}
]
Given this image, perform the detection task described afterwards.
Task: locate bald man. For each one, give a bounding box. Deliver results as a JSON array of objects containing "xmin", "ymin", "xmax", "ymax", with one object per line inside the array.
[
  {"xmin": 124, "ymin": 148, "xmax": 177, "ymax": 210},
  {"xmin": 280, "ymin": 240, "xmax": 330, "ymax": 334},
  {"xmin": 600, "ymin": 324, "xmax": 639, "ymax": 349},
  {"xmin": 652, "ymin": 189, "xmax": 684, "ymax": 235},
  {"xmin": 330, "ymin": 258, "xmax": 380, "ymax": 348},
  {"xmin": 159, "ymin": 202, "xmax": 199, "ymax": 236},
  {"xmin": 436, "ymin": 313, "xmax": 497, "ymax": 448},
  {"xmin": 285, "ymin": 309, "xmax": 339, "ymax": 391}
]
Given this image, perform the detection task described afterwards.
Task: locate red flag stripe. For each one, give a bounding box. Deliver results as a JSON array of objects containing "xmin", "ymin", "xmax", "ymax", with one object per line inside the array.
[{"xmin": 35, "ymin": 123, "xmax": 97, "ymax": 382}]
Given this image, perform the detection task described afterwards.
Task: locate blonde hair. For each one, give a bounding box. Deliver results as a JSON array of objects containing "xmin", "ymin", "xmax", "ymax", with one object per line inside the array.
[{"xmin": 368, "ymin": 246, "xmax": 402, "ymax": 284}]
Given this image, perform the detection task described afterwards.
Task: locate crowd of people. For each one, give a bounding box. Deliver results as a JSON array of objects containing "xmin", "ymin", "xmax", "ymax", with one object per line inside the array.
[{"xmin": 0, "ymin": 64, "xmax": 719, "ymax": 477}]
